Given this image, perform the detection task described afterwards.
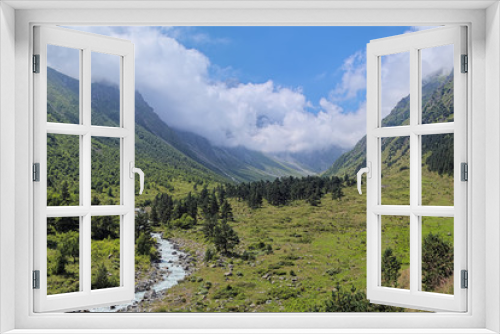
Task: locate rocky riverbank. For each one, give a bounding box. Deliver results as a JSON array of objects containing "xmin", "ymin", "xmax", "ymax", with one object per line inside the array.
[{"xmin": 88, "ymin": 233, "xmax": 199, "ymax": 313}]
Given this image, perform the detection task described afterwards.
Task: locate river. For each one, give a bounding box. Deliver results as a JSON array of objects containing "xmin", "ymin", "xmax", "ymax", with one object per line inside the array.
[{"xmin": 90, "ymin": 232, "xmax": 188, "ymax": 312}]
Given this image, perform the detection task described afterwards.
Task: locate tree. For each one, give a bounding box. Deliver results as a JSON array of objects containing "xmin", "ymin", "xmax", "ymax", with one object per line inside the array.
[
  {"xmin": 92, "ymin": 263, "xmax": 112, "ymax": 289},
  {"xmin": 213, "ymin": 220, "xmax": 240, "ymax": 255},
  {"xmin": 422, "ymin": 233, "xmax": 453, "ymax": 290},
  {"xmin": 202, "ymin": 216, "xmax": 218, "ymax": 240},
  {"xmin": 220, "ymin": 200, "xmax": 234, "ymax": 221},
  {"xmin": 332, "ymin": 185, "xmax": 344, "ymax": 201},
  {"xmin": 60, "ymin": 230, "xmax": 79, "ymax": 264},
  {"xmin": 61, "ymin": 180, "xmax": 71, "ymax": 205},
  {"xmin": 381, "ymin": 247, "xmax": 402, "ymax": 287},
  {"xmin": 150, "ymin": 204, "xmax": 160, "ymax": 226},
  {"xmin": 54, "ymin": 250, "xmax": 68, "ymax": 275},
  {"xmin": 92, "ymin": 215, "xmax": 119, "ymax": 240},
  {"xmin": 135, "ymin": 208, "xmax": 150, "ymax": 239}
]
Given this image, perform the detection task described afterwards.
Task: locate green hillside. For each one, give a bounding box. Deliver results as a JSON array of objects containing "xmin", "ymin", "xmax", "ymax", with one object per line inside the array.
[
  {"xmin": 47, "ymin": 67, "xmax": 228, "ymax": 207},
  {"xmin": 323, "ymin": 71, "xmax": 454, "ymax": 178},
  {"xmin": 46, "ymin": 67, "xmax": 455, "ymax": 312}
]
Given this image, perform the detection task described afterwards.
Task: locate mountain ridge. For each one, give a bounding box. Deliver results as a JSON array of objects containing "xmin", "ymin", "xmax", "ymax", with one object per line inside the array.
[{"xmin": 323, "ymin": 71, "xmax": 454, "ymax": 178}]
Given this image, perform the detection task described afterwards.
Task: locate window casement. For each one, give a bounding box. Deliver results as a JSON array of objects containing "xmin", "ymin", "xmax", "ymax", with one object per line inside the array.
[
  {"xmin": 3, "ymin": 4, "xmax": 493, "ymax": 333},
  {"xmin": 33, "ymin": 26, "xmax": 139, "ymax": 312},
  {"xmin": 360, "ymin": 26, "xmax": 467, "ymax": 312}
]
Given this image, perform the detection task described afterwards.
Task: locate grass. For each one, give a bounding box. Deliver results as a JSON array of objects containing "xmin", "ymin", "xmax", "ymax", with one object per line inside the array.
[
  {"xmin": 147, "ymin": 165, "xmax": 454, "ymax": 312},
  {"xmin": 46, "ymin": 158, "xmax": 454, "ymax": 310}
]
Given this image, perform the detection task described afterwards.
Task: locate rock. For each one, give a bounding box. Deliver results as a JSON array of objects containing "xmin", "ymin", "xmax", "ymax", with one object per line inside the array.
[
  {"xmin": 262, "ymin": 273, "xmax": 271, "ymax": 280},
  {"xmin": 266, "ymin": 300, "xmax": 272, "ymax": 304},
  {"xmin": 224, "ymin": 272, "xmax": 233, "ymax": 277}
]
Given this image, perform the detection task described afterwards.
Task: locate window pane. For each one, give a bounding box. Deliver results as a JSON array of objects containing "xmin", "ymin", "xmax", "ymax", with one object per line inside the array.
[
  {"xmin": 91, "ymin": 52, "xmax": 121, "ymax": 127},
  {"xmin": 380, "ymin": 52, "xmax": 410, "ymax": 127},
  {"xmin": 421, "ymin": 45, "xmax": 454, "ymax": 124},
  {"xmin": 47, "ymin": 217, "xmax": 80, "ymax": 295},
  {"xmin": 47, "ymin": 45, "xmax": 80, "ymax": 124},
  {"xmin": 91, "ymin": 137, "xmax": 120, "ymax": 205},
  {"xmin": 381, "ymin": 136, "xmax": 410, "ymax": 205},
  {"xmin": 91, "ymin": 215, "xmax": 120, "ymax": 290},
  {"xmin": 421, "ymin": 217, "xmax": 454, "ymax": 294},
  {"xmin": 381, "ymin": 215, "xmax": 410, "ymax": 289},
  {"xmin": 421, "ymin": 134, "xmax": 454, "ymax": 206},
  {"xmin": 47, "ymin": 134, "xmax": 80, "ymax": 206}
]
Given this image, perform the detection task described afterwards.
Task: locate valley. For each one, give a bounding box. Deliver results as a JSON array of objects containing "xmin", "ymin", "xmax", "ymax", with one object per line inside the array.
[{"xmin": 45, "ymin": 67, "xmax": 456, "ymax": 312}]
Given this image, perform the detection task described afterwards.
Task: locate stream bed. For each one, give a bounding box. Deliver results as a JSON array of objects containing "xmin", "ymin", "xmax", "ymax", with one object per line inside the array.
[{"xmin": 90, "ymin": 233, "xmax": 188, "ymax": 312}]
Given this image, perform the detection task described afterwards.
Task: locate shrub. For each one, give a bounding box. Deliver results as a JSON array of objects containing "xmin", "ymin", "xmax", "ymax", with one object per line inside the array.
[
  {"xmin": 204, "ymin": 247, "xmax": 216, "ymax": 262},
  {"xmin": 213, "ymin": 284, "xmax": 242, "ymax": 299},
  {"xmin": 381, "ymin": 248, "xmax": 401, "ymax": 287},
  {"xmin": 310, "ymin": 283, "xmax": 404, "ymax": 312},
  {"xmin": 326, "ymin": 268, "xmax": 342, "ymax": 276},
  {"xmin": 269, "ymin": 286, "xmax": 298, "ymax": 300},
  {"xmin": 92, "ymin": 263, "xmax": 113, "ymax": 290},
  {"xmin": 422, "ymin": 233, "xmax": 453, "ymax": 290}
]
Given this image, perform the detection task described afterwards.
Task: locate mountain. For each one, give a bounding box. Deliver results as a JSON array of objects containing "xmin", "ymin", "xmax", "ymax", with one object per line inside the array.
[
  {"xmin": 271, "ymin": 146, "xmax": 345, "ymax": 174},
  {"xmin": 171, "ymin": 129, "xmax": 310, "ymax": 182},
  {"xmin": 47, "ymin": 67, "xmax": 312, "ymax": 188},
  {"xmin": 323, "ymin": 71, "xmax": 454, "ymax": 178},
  {"xmin": 47, "ymin": 67, "xmax": 228, "ymax": 204}
]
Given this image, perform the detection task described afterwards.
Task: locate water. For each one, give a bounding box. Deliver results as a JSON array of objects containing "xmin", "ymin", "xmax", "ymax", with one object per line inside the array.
[{"xmin": 90, "ymin": 233, "xmax": 187, "ymax": 312}]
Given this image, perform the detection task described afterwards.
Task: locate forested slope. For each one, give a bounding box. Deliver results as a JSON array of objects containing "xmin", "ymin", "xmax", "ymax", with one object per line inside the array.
[{"xmin": 323, "ymin": 71, "xmax": 454, "ymax": 178}]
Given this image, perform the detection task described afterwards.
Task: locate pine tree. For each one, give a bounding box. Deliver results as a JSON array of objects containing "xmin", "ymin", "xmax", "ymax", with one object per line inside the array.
[
  {"xmin": 92, "ymin": 263, "xmax": 111, "ymax": 289},
  {"xmin": 381, "ymin": 248, "xmax": 402, "ymax": 287},
  {"xmin": 220, "ymin": 200, "xmax": 234, "ymax": 221},
  {"xmin": 213, "ymin": 220, "xmax": 240, "ymax": 255},
  {"xmin": 202, "ymin": 216, "xmax": 218, "ymax": 240},
  {"xmin": 150, "ymin": 204, "xmax": 160, "ymax": 226}
]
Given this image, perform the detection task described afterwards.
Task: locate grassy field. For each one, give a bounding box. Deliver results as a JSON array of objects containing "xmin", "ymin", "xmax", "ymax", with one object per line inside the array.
[
  {"xmin": 46, "ymin": 160, "xmax": 454, "ymax": 311},
  {"xmin": 147, "ymin": 172, "xmax": 454, "ymax": 312}
]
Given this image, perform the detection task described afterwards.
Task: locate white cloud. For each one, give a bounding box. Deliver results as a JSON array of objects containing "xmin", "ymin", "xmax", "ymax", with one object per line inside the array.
[
  {"xmin": 53, "ymin": 26, "xmax": 374, "ymax": 153},
  {"xmin": 380, "ymin": 51, "xmax": 410, "ymax": 117},
  {"xmin": 330, "ymin": 51, "xmax": 366, "ymax": 101}
]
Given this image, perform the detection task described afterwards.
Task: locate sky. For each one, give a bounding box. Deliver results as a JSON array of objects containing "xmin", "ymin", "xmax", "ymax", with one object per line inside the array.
[{"xmin": 48, "ymin": 26, "xmax": 453, "ymax": 154}]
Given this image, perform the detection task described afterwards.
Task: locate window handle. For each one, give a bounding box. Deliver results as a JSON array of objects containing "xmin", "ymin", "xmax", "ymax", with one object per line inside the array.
[
  {"xmin": 356, "ymin": 162, "xmax": 371, "ymax": 195},
  {"xmin": 129, "ymin": 162, "xmax": 145, "ymax": 195}
]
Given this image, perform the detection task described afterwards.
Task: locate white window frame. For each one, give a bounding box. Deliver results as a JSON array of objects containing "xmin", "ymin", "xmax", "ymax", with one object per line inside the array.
[
  {"xmin": 0, "ymin": 1, "xmax": 499, "ymax": 333},
  {"xmin": 365, "ymin": 26, "xmax": 467, "ymax": 312},
  {"xmin": 33, "ymin": 26, "xmax": 136, "ymax": 312}
]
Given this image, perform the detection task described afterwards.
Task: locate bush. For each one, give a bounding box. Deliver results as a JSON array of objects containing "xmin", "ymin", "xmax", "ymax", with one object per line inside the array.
[
  {"xmin": 172, "ymin": 214, "xmax": 196, "ymax": 229},
  {"xmin": 204, "ymin": 247, "xmax": 216, "ymax": 262},
  {"xmin": 213, "ymin": 284, "xmax": 242, "ymax": 299},
  {"xmin": 310, "ymin": 283, "xmax": 404, "ymax": 312},
  {"xmin": 241, "ymin": 250, "xmax": 256, "ymax": 261},
  {"xmin": 326, "ymin": 268, "xmax": 342, "ymax": 276},
  {"xmin": 92, "ymin": 263, "xmax": 113, "ymax": 290},
  {"xmin": 422, "ymin": 233, "xmax": 453, "ymax": 290},
  {"xmin": 381, "ymin": 248, "xmax": 401, "ymax": 287},
  {"xmin": 269, "ymin": 286, "xmax": 298, "ymax": 300}
]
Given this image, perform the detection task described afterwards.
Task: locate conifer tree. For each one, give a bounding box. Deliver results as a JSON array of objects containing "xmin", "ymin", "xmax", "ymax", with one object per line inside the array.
[
  {"xmin": 213, "ymin": 220, "xmax": 240, "ymax": 255},
  {"xmin": 220, "ymin": 200, "xmax": 234, "ymax": 221}
]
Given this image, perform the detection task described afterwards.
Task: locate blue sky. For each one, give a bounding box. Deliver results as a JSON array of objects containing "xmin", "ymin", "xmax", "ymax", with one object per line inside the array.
[
  {"xmin": 173, "ymin": 26, "xmax": 411, "ymax": 111},
  {"xmin": 56, "ymin": 26, "xmax": 447, "ymax": 153}
]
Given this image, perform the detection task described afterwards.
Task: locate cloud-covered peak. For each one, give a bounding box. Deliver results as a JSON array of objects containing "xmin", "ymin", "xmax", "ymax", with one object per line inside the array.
[{"xmin": 63, "ymin": 26, "xmax": 372, "ymax": 153}]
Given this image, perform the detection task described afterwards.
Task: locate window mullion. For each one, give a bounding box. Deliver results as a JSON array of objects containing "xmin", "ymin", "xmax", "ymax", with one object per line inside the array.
[
  {"xmin": 409, "ymin": 47, "xmax": 420, "ymax": 294},
  {"xmin": 82, "ymin": 47, "xmax": 92, "ymax": 293}
]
